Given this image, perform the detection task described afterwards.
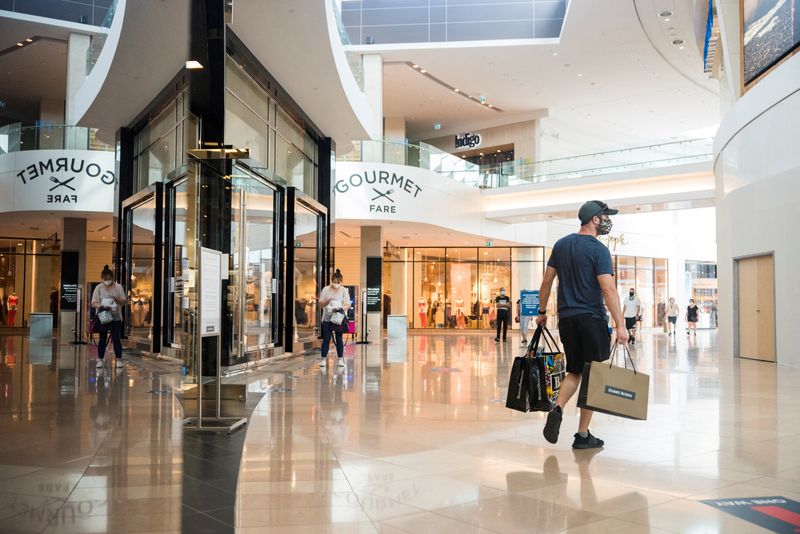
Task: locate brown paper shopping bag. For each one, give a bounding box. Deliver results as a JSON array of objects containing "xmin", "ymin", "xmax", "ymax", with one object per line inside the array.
[{"xmin": 577, "ymin": 343, "xmax": 649, "ymax": 420}]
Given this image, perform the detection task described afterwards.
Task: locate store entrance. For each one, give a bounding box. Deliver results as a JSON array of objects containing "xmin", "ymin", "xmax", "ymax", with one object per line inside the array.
[{"xmin": 122, "ymin": 185, "xmax": 164, "ymax": 353}]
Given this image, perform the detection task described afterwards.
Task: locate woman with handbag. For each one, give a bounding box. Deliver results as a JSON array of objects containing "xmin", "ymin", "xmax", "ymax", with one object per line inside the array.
[
  {"xmin": 318, "ymin": 269, "xmax": 350, "ymax": 368},
  {"xmin": 91, "ymin": 265, "xmax": 127, "ymax": 369}
]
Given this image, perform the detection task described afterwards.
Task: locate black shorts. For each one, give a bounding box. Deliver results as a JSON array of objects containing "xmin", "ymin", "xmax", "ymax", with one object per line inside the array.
[
  {"xmin": 668, "ymin": 316, "xmax": 677, "ymax": 324},
  {"xmin": 625, "ymin": 317, "xmax": 638, "ymax": 330},
  {"xmin": 559, "ymin": 314, "xmax": 611, "ymax": 375}
]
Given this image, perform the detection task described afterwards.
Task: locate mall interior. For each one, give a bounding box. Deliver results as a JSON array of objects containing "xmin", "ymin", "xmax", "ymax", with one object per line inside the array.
[{"xmin": 0, "ymin": 0, "xmax": 798, "ymax": 532}]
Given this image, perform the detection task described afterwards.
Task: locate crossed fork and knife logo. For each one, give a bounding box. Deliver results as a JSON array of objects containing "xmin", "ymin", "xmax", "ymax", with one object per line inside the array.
[
  {"xmin": 370, "ymin": 187, "xmax": 394, "ymax": 203},
  {"xmin": 49, "ymin": 176, "xmax": 76, "ymax": 191}
]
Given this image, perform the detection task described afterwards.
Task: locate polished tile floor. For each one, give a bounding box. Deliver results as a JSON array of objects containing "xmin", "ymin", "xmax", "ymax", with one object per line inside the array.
[{"xmin": 2, "ymin": 329, "xmax": 799, "ymax": 533}]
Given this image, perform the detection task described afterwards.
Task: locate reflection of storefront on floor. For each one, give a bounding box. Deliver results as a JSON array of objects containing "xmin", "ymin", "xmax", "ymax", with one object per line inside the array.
[
  {"xmin": 685, "ymin": 261, "xmax": 718, "ymax": 328},
  {"xmin": 383, "ymin": 246, "xmax": 545, "ymax": 329}
]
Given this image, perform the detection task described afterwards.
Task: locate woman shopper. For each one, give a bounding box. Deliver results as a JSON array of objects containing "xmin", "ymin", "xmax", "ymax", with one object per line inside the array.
[
  {"xmin": 91, "ymin": 265, "xmax": 127, "ymax": 369},
  {"xmin": 318, "ymin": 269, "xmax": 350, "ymax": 368},
  {"xmin": 666, "ymin": 297, "xmax": 679, "ymax": 335},
  {"xmin": 686, "ymin": 298, "xmax": 699, "ymax": 336}
]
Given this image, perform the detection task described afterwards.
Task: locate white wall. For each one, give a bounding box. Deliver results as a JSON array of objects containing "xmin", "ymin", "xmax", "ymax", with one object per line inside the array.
[{"xmin": 714, "ymin": 52, "xmax": 800, "ymax": 366}]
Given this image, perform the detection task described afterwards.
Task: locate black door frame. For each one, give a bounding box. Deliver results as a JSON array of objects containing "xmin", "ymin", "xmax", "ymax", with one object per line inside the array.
[
  {"xmin": 284, "ymin": 187, "xmax": 328, "ymax": 353},
  {"xmin": 121, "ymin": 182, "xmax": 164, "ymax": 354}
]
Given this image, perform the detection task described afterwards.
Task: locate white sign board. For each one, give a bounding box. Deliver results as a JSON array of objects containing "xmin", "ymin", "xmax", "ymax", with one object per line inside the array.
[
  {"xmin": 200, "ymin": 247, "xmax": 222, "ymax": 337},
  {"xmin": 0, "ymin": 150, "xmax": 116, "ymax": 213}
]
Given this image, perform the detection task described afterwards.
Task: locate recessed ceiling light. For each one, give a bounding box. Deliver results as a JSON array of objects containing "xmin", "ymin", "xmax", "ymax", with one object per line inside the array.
[
  {"xmin": 664, "ymin": 17, "xmax": 670, "ymax": 22},
  {"xmin": 659, "ymin": 10, "xmax": 672, "ymax": 17},
  {"xmin": 16, "ymin": 42, "xmax": 23, "ymax": 47},
  {"xmin": 552, "ymin": 52, "xmax": 558, "ymax": 56},
  {"xmin": 672, "ymin": 39, "xmax": 684, "ymax": 45},
  {"xmin": 454, "ymin": 88, "xmax": 460, "ymax": 92},
  {"xmin": 25, "ymin": 38, "xmax": 32, "ymax": 43},
  {"xmin": 577, "ymin": 73, "xmax": 583, "ymax": 77},
  {"xmin": 420, "ymin": 69, "xmax": 427, "ymax": 73},
  {"xmin": 412, "ymin": 64, "xmax": 418, "ymax": 68}
]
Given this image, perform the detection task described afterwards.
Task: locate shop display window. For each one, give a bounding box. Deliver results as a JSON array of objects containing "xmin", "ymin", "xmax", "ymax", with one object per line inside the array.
[
  {"xmin": 294, "ymin": 203, "xmax": 320, "ymax": 342},
  {"xmin": 128, "ymin": 198, "xmax": 157, "ymax": 342},
  {"xmin": 0, "ymin": 239, "xmax": 60, "ymax": 328}
]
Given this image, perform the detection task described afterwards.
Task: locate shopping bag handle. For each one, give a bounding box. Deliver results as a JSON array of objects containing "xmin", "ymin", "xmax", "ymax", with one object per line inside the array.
[
  {"xmin": 530, "ymin": 325, "xmax": 560, "ymax": 353},
  {"xmin": 609, "ymin": 342, "xmax": 638, "ymax": 374}
]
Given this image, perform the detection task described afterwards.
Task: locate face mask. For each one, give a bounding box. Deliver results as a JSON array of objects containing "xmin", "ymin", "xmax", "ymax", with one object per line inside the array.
[
  {"xmin": 104, "ymin": 280, "xmax": 113, "ymax": 287},
  {"xmin": 596, "ymin": 217, "xmax": 613, "ymax": 235},
  {"xmin": 332, "ymin": 283, "xmax": 341, "ymax": 289},
  {"xmin": 629, "ymin": 292, "xmax": 634, "ymax": 298},
  {"xmin": 500, "ymin": 291, "xmax": 506, "ymax": 296}
]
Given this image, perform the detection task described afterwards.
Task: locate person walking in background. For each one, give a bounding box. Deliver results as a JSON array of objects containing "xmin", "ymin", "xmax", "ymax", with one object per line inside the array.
[
  {"xmin": 91, "ymin": 265, "xmax": 126, "ymax": 369},
  {"xmin": 686, "ymin": 299, "xmax": 699, "ymax": 336},
  {"xmin": 516, "ymin": 296, "xmax": 532, "ymax": 345},
  {"xmin": 710, "ymin": 299, "xmax": 718, "ymax": 328},
  {"xmin": 667, "ymin": 297, "xmax": 679, "ymax": 335},
  {"xmin": 318, "ymin": 269, "xmax": 351, "ymax": 368},
  {"xmin": 622, "ymin": 288, "xmax": 642, "ymax": 344},
  {"xmin": 494, "ymin": 287, "xmax": 511, "ymax": 342},
  {"xmin": 536, "ymin": 200, "xmax": 628, "ymax": 450}
]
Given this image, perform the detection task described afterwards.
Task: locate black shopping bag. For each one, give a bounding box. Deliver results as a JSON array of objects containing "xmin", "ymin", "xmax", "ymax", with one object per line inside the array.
[
  {"xmin": 506, "ymin": 356, "xmax": 542, "ymax": 412},
  {"xmin": 577, "ymin": 343, "xmax": 649, "ymax": 420},
  {"xmin": 528, "ymin": 326, "xmax": 566, "ymax": 412}
]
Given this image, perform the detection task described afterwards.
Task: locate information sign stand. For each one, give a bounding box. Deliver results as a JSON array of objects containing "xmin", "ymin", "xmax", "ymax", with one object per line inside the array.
[
  {"xmin": 356, "ymin": 288, "xmax": 370, "ymax": 344},
  {"xmin": 184, "ymin": 247, "xmax": 247, "ymax": 434}
]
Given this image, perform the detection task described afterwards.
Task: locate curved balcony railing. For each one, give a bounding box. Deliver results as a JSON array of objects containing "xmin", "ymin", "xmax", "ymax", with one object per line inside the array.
[
  {"xmin": 0, "ymin": 124, "xmax": 113, "ymax": 155},
  {"xmin": 331, "ymin": 0, "xmax": 365, "ymax": 91},
  {"xmin": 339, "ymin": 138, "xmax": 714, "ymax": 188},
  {"xmin": 86, "ymin": 0, "xmax": 118, "ymax": 74}
]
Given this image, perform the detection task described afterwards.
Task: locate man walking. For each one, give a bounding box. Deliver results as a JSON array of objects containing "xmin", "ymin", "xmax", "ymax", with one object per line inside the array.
[
  {"xmin": 494, "ymin": 287, "xmax": 511, "ymax": 342},
  {"xmin": 536, "ymin": 200, "xmax": 628, "ymax": 449},
  {"xmin": 622, "ymin": 288, "xmax": 642, "ymax": 344}
]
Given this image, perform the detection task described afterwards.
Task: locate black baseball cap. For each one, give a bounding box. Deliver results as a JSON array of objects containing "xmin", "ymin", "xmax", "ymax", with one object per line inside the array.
[{"xmin": 578, "ymin": 200, "xmax": 618, "ymax": 224}]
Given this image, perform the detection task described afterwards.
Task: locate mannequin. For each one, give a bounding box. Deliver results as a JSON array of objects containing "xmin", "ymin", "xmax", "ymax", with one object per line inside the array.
[
  {"xmin": 417, "ymin": 297, "xmax": 428, "ymax": 328},
  {"xmin": 7, "ymin": 291, "xmax": 18, "ymax": 327}
]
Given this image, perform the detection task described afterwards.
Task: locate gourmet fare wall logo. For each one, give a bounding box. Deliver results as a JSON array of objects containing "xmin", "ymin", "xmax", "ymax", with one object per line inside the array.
[
  {"xmin": 335, "ymin": 169, "xmax": 422, "ymax": 214},
  {"xmin": 15, "ymin": 156, "xmax": 116, "ymax": 205}
]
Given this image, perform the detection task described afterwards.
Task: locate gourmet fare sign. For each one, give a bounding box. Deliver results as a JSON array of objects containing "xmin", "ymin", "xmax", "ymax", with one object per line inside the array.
[{"xmin": 1, "ymin": 150, "xmax": 115, "ymax": 213}]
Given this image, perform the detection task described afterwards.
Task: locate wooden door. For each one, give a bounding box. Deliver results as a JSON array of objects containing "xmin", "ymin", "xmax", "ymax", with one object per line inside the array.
[{"xmin": 737, "ymin": 255, "xmax": 776, "ymax": 362}]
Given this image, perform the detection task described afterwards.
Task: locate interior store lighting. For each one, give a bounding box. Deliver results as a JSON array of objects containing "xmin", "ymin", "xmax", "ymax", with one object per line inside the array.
[{"xmin": 185, "ymin": 60, "xmax": 204, "ymax": 69}]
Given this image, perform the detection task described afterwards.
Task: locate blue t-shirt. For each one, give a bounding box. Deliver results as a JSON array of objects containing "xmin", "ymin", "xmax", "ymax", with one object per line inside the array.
[{"xmin": 547, "ymin": 233, "xmax": 613, "ymax": 319}]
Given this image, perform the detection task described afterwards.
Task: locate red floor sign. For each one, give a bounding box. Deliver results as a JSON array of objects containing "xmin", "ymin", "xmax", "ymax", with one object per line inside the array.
[{"xmin": 701, "ymin": 497, "xmax": 800, "ymax": 533}]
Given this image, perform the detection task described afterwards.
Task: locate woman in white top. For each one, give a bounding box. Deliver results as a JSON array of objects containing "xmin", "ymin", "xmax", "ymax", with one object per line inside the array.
[
  {"xmin": 91, "ymin": 265, "xmax": 127, "ymax": 369},
  {"xmin": 318, "ymin": 269, "xmax": 351, "ymax": 367}
]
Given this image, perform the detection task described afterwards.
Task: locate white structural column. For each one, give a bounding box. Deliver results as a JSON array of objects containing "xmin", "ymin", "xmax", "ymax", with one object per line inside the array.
[
  {"xmin": 359, "ymin": 226, "xmax": 384, "ymax": 341},
  {"xmin": 362, "ymin": 54, "xmax": 384, "ymax": 160},
  {"xmin": 383, "ymin": 117, "xmax": 406, "ymax": 165},
  {"xmin": 66, "ymin": 33, "xmax": 91, "ymax": 127}
]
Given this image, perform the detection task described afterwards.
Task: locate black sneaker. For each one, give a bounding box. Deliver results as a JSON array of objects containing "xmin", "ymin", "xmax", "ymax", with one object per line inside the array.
[
  {"xmin": 572, "ymin": 431, "xmax": 604, "ymax": 449},
  {"xmin": 543, "ymin": 405, "xmax": 562, "ymax": 444},
  {"xmin": 494, "ymin": 337, "xmax": 500, "ymax": 342}
]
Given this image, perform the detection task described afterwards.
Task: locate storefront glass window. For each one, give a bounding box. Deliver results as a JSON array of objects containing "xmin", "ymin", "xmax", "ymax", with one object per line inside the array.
[
  {"xmin": 0, "ymin": 239, "xmax": 60, "ymax": 328},
  {"xmin": 686, "ymin": 261, "xmax": 718, "ymax": 328}
]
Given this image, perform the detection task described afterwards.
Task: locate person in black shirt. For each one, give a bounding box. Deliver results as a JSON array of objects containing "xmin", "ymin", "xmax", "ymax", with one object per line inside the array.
[{"xmin": 494, "ymin": 288, "xmax": 511, "ymax": 342}]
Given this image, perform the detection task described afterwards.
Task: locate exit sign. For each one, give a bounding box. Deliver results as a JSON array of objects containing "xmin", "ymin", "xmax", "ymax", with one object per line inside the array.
[
  {"xmin": 485, "ymin": 240, "xmax": 494, "ymax": 247},
  {"xmin": 433, "ymin": 122, "xmax": 442, "ymax": 131}
]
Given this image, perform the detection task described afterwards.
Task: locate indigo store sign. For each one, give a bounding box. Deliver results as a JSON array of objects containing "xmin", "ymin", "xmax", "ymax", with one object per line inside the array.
[
  {"xmin": 0, "ymin": 150, "xmax": 116, "ymax": 213},
  {"xmin": 454, "ymin": 132, "xmax": 481, "ymax": 149}
]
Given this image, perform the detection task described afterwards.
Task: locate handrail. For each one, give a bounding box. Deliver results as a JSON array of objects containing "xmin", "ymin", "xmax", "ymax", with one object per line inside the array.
[
  {"xmin": 0, "ymin": 124, "xmax": 113, "ymax": 155},
  {"xmin": 338, "ymin": 138, "xmax": 714, "ymax": 188}
]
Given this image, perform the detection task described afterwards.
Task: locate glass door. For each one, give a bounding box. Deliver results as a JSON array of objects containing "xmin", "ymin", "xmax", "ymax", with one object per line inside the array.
[
  {"xmin": 286, "ymin": 188, "xmax": 326, "ymax": 349},
  {"xmin": 228, "ymin": 166, "xmax": 281, "ymax": 366},
  {"xmin": 123, "ymin": 185, "xmax": 163, "ymax": 351},
  {"xmin": 164, "ymin": 177, "xmax": 195, "ymax": 351}
]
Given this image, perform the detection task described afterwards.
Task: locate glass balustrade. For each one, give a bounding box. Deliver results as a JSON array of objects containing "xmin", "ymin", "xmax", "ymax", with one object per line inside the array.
[
  {"xmin": 0, "ymin": 124, "xmax": 113, "ymax": 155},
  {"xmin": 338, "ymin": 138, "xmax": 713, "ymax": 189}
]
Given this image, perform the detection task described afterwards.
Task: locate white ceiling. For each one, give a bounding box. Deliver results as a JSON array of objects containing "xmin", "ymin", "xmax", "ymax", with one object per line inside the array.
[
  {"xmin": 334, "ymin": 220, "xmax": 521, "ymax": 248},
  {"xmin": 355, "ymin": 0, "xmax": 719, "ymax": 155}
]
